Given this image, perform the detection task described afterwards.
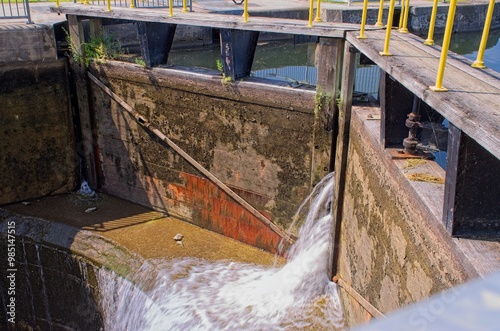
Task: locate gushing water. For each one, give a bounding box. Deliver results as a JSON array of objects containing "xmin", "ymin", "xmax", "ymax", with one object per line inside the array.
[{"xmin": 96, "ymin": 173, "xmax": 344, "ymax": 330}]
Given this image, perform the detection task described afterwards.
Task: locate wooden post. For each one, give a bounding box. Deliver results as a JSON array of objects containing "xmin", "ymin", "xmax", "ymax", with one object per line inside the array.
[
  {"xmin": 313, "ymin": 37, "xmax": 344, "ymax": 186},
  {"xmin": 219, "ymin": 29, "xmax": 259, "ymax": 80},
  {"xmin": 137, "ymin": 22, "xmax": 177, "ymax": 68},
  {"xmin": 67, "ymin": 15, "xmax": 99, "ymax": 189},
  {"xmin": 329, "ymin": 41, "xmax": 357, "ymax": 279}
]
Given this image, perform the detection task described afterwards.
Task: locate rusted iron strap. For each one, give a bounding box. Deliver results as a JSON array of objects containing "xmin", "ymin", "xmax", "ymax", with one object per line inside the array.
[
  {"xmin": 333, "ymin": 275, "xmax": 386, "ymax": 319},
  {"xmin": 88, "ymin": 72, "xmax": 294, "ymax": 245}
]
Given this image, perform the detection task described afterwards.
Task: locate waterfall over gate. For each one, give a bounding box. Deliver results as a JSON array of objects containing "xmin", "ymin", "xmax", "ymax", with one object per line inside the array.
[{"xmin": 95, "ymin": 173, "xmax": 344, "ymax": 330}]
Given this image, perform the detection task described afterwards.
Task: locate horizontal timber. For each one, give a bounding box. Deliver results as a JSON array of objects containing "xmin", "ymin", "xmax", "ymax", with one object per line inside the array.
[
  {"xmin": 50, "ymin": 3, "xmax": 379, "ymax": 39},
  {"xmin": 346, "ymin": 30, "xmax": 500, "ymax": 160}
]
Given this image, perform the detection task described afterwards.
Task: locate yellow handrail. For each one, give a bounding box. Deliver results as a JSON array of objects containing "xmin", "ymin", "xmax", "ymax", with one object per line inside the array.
[
  {"xmin": 472, "ymin": 0, "xmax": 495, "ymax": 69},
  {"xmin": 129, "ymin": 0, "xmax": 135, "ymax": 9},
  {"xmin": 315, "ymin": 0, "xmax": 322, "ymax": 22},
  {"xmin": 399, "ymin": 0, "xmax": 410, "ymax": 33},
  {"xmin": 358, "ymin": 0, "xmax": 369, "ymax": 39},
  {"xmin": 398, "ymin": 0, "xmax": 405, "ymax": 29},
  {"xmin": 424, "ymin": 0, "xmax": 439, "ymax": 45},
  {"xmin": 106, "ymin": 0, "xmax": 111, "ymax": 11},
  {"xmin": 243, "ymin": 0, "xmax": 249, "ymax": 22},
  {"xmin": 169, "ymin": 0, "xmax": 173, "ymax": 16},
  {"xmin": 430, "ymin": 0, "xmax": 458, "ymax": 92},
  {"xmin": 308, "ymin": 0, "xmax": 315, "ymax": 27},
  {"xmin": 375, "ymin": 0, "xmax": 384, "ymax": 27},
  {"xmin": 183, "ymin": 0, "xmax": 188, "ymax": 12},
  {"xmin": 56, "ymin": 0, "xmax": 60, "ymax": 8},
  {"xmin": 380, "ymin": 0, "xmax": 396, "ymax": 56}
]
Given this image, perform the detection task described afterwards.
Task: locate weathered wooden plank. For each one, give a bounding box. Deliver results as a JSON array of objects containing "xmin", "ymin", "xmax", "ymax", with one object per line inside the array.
[
  {"xmin": 67, "ymin": 15, "xmax": 100, "ymax": 189},
  {"xmin": 313, "ymin": 37, "xmax": 344, "ymax": 185},
  {"xmin": 330, "ymin": 40, "xmax": 357, "ymax": 279},
  {"xmin": 456, "ymin": 238, "xmax": 500, "ymax": 277},
  {"xmin": 90, "ymin": 61, "xmax": 316, "ymax": 113},
  {"xmin": 51, "ymin": 4, "xmax": 380, "ymax": 39},
  {"xmin": 346, "ymin": 30, "xmax": 500, "ymax": 160}
]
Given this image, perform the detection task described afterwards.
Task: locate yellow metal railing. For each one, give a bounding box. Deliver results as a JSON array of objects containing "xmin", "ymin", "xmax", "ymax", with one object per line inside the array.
[
  {"xmin": 472, "ymin": 0, "xmax": 496, "ymax": 68},
  {"xmin": 356, "ymin": 0, "xmax": 496, "ymax": 91}
]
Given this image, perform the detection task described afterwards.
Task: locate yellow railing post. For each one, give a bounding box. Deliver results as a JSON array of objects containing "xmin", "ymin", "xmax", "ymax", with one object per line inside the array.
[
  {"xmin": 129, "ymin": 0, "xmax": 135, "ymax": 9},
  {"xmin": 379, "ymin": 0, "xmax": 396, "ymax": 56},
  {"xmin": 424, "ymin": 0, "xmax": 439, "ymax": 45},
  {"xmin": 430, "ymin": 0, "xmax": 458, "ymax": 92},
  {"xmin": 399, "ymin": 0, "xmax": 410, "ymax": 33},
  {"xmin": 358, "ymin": 0, "xmax": 369, "ymax": 39},
  {"xmin": 106, "ymin": 0, "xmax": 111, "ymax": 11},
  {"xmin": 308, "ymin": 0, "xmax": 314, "ymax": 27},
  {"xmin": 398, "ymin": 0, "xmax": 405, "ymax": 29},
  {"xmin": 243, "ymin": 0, "xmax": 249, "ymax": 22},
  {"xmin": 315, "ymin": 0, "xmax": 322, "ymax": 22},
  {"xmin": 56, "ymin": 0, "xmax": 60, "ymax": 8},
  {"xmin": 169, "ymin": 0, "xmax": 173, "ymax": 16},
  {"xmin": 182, "ymin": 0, "xmax": 188, "ymax": 12},
  {"xmin": 472, "ymin": 0, "xmax": 495, "ymax": 69},
  {"xmin": 84, "ymin": 0, "xmax": 90, "ymax": 5},
  {"xmin": 375, "ymin": 0, "xmax": 384, "ymax": 27}
]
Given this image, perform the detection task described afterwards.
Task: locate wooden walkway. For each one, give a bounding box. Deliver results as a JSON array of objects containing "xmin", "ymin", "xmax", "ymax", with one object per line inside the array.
[
  {"xmin": 346, "ymin": 30, "xmax": 500, "ymax": 160},
  {"xmin": 51, "ymin": 3, "xmax": 377, "ymax": 38}
]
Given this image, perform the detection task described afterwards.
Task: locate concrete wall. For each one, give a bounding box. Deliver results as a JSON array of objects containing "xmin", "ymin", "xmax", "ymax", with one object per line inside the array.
[
  {"xmin": 0, "ymin": 59, "xmax": 77, "ymax": 205},
  {"xmin": 87, "ymin": 62, "xmax": 331, "ymax": 252},
  {"xmin": 0, "ymin": 24, "xmax": 56, "ymax": 64},
  {"xmin": 336, "ymin": 107, "xmax": 479, "ymax": 326},
  {"xmin": 411, "ymin": 3, "xmax": 500, "ymax": 34}
]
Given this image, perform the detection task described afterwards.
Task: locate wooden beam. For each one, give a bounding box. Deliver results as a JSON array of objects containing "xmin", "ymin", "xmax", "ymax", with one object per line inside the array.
[
  {"xmin": 51, "ymin": 4, "xmax": 375, "ymax": 39},
  {"xmin": 313, "ymin": 37, "xmax": 344, "ymax": 185},
  {"xmin": 330, "ymin": 41, "xmax": 357, "ymax": 279},
  {"xmin": 67, "ymin": 15, "xmax": 100, "ymax": 189}
]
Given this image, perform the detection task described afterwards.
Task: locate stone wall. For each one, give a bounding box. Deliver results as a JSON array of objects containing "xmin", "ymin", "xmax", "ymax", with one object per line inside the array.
[
  {"xmin": 411, "ymin": 3, "xmax": 500, "ymax": 34},
  {"xmin": 87, "ymin": 62, "xmax": 330, "ymax": 252},
  {"xmin": 0, "ymin": 60, "xmax": 77, "ymax": 205},
  {"xmin": 336, "ymin": 106, "xmax": 479, "ymax": 326},
  {"xmin": 322, "ymin": 3, "xmax": 499, "ymax": 34}
]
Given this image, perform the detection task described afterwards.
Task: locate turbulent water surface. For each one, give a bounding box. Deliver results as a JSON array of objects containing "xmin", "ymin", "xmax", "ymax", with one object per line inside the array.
[{"xmin": 95, "ymin": 173, "xmax": 344, "ymax": 330}]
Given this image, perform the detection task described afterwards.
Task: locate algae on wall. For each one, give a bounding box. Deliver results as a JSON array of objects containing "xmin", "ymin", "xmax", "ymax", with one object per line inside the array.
[{"xmin": 0, "ymin": 60, "xmax": 77, "ymax": 205}]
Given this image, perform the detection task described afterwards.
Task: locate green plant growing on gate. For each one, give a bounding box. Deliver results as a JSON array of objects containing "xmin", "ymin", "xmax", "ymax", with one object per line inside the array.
[
  {"xmin": 64, "ymin": 28, "xmax": 123, "ymax": 67},
  {"xmin": 314, "ymin": 89, "xmax": 332, "ymax": 115},
  {"xmin": 134, "ymin": 57, "xmax": 147, "ymax": 68},
  {"xmin": 216, "ymin": 59, "xmax": 233, "ymax": 85}
]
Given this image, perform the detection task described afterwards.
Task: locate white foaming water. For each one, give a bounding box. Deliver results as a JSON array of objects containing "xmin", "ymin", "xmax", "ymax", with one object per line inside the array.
[{"xmin": 96, "ymin": 172, "xmax": 344, "ymax": 330}]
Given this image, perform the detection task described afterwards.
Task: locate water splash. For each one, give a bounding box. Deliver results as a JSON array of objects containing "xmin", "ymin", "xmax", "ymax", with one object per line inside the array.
[
  {"xmin": 78, "ymin": 179, "xmax": 96, "ymax": 197},
  {"xmin": 96, "ymin": 172, "xmax": 344, "ymax": 330}
]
